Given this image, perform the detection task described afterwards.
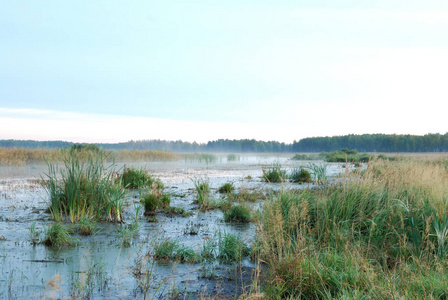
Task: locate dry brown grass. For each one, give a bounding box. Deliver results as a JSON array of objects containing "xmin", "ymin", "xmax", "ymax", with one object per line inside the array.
[
  {"xmin": 0, "ymin": 148, "xmax": 60, "ymax": 165},
  {"xmin": 253, "ymin": 158, "xmax": 448, "ymax": 298}
]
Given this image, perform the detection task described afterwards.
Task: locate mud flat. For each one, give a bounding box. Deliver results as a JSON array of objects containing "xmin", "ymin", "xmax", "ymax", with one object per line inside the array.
[{"xmin": 0, "ymin": 154, "xmax": 342, "ymax": 299}]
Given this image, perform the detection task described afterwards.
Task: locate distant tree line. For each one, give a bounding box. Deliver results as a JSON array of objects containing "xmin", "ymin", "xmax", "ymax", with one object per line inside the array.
[
  {"xmin": 291, "ymin": 133, "xmax": 448, "ymax": 152},
  {"xmin": 1, "ymin": 133, "xmax": 447, "ymax": 152}
]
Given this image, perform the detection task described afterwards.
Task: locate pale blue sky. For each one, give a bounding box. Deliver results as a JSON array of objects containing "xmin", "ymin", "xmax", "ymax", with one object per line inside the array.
[{"xmin": 1, "ymin": 1, "xmax": 447, "ymax": 143}]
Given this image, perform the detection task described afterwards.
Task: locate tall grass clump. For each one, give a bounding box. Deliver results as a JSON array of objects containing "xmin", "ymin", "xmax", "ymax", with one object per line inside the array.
[
  {"xmin": 44, "ymin": 148, "xmax": 126, "ymax": 223},
  {"xmin": 262, "ymin": 163, "xmax": 287, "ymax": 183},
  {"xmin": 153, "ymin": 239, "xmax": 200, "ymax": 263},
  {"xmin": 192, "ymin": 178, "xmax": 213, "ymax": 210},
  {"xmin": 218, "ymin": 182, "xmax": 235, "ymax": 194},
  {"xmin": 307, "ymin": 162, "xmax": 328, "ymax": 185},
  {"xmin": 224, "ymin": 204, "xmax": 252, "ymax": 223},
  {"xmin": 217, "ymin": 231, "xmax": 250, "ymax": 264},
  {"xmin": 289, "ymin": 167, "xmax": 312, "ymax": 183},
  {"xmin": 254, "ymin": 159, "xmax": 448, "ymax": 298},
  {"xmin": 121, "ymin": 166, "xmax": 163, "ymax": 189},
  {"xmin": 43, "ymin": 222, "xmax": 78, "ymax": 247}
]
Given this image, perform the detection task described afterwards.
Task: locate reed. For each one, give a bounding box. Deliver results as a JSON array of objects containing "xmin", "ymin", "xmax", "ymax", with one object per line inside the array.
[{"xmin": 44, "ymin": 148, "xmax": 125, "ymax": 223}]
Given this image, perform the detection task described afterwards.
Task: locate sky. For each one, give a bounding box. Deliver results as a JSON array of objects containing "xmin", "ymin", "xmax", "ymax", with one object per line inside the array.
[{"xmin": 1, "ymin": 1, "xmax": 447, "ymax": 143}]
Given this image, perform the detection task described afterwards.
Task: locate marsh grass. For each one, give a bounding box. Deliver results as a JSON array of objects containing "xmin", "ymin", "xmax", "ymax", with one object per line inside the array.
[
  {"xmin": 43, "ymin": 222, "xmax": 78, "ymax": 247},
  {"xmin": 227, "ymin": 154, "xmax": 240, "ymax": 162},
  {"xmin": 74, "ymin": 217, "xmax": 97, "ymax": 236},
  {"xmin": 229, "ymin": 189, "xmax": 264, "ymax": 203},
  {"xmin": 325, "ymin": 149, "xmax": 374, "ymax": 163},
  {"xmin": 307, "ymin": 162, "xmax": 328, "ymax": 185},
  {"xmin": 71, "ymin": 262, "xmax": 109, "ymax": 299},
  {"xmin": 192, "ymin": 178, "xmax": 213, "ymax": 210},
  {"xmin": 141, "ymin": 188, "xmax": 170, "ymax": 215},
  {"xmin": 44, "ymin": 148, "xmax": 126, "ymax": 223},
  {"xmin": 111, "ymin": 149, "xmax": 179, "ymax": 162},
  {"xmin": 217, "ymin": 231, "xmax": 250, "ymax": 264},
  {"xmin": 218, "ymin": 182, "xmax": 235, "ymax": 194},
  {"xmin": 0, "ymin": 148, "xmax": 60, "ymax": 165},
  {"xmin": 0, "ymin": 147, "xmax": 180, "ymax": 166},
  {"xmin": 29, "ymin": 222, "xmax": 40, "ymax": 245},
  {"xmin": 254, "ymin": 159, "xmax": 448, "ymax": 298},
  {"xmin": 153, "ymin": 239, "xmax": 200, "ymax": 263},
  {"xmin": 121, "ymin": 167, "xmax": 163, "ymax": 189},
  {"xmin": 223, "ymin": 204, "xmax": 252, "ymax": 223},
  {"xmin": 184, "ymin": 153, "xmax": 217, "ymax": 164},
  {"xmin": 163, "ymin": 206, "xmax": 192, "ymax": 217},
  {"xmin": 262, "ymin": 163, "xmax": 287, "ymax": 183},
  {"xmin": 289, "ymin": 167, "xmax": 312, "ymax": 183}
]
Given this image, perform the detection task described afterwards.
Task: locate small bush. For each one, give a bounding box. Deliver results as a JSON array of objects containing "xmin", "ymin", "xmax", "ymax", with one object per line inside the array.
[
  {"xmin": 219, "ymin": 182, "xmax": 235, "ymax": 194},
  {"xmin": 290, "ymin": 168, "xmax": 312, "ymax": 183},
  {"xmin": 224, "ymin": 204, "xmax": 252, "ymax": 223}
]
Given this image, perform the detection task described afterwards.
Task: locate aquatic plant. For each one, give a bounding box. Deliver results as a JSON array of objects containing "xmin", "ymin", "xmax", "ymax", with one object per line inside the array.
[
  {"xmin": 153, "ymin": 239, "xmax": 200, "ymax": 263},
  {"xmin": 262, "ymin": 163, "xmax": 287, "ymax": 183},
  {"xmin": 307, "ymin": 162, "xmax": 328, "ymax": 185},
  {"xmin": 224, "ymin": 204, "xmax": 252, "ymax": 223},
  {"xmin": 121, "ymin": 166, "xmax": 162, "ymax": 189},
  {"xmin": 289, "ymin": 167, "xmax": 312, "ymax": 183},
  {"xmin": 44, "ymin": 148, "xmax": 126, "ymax": 223},
  {"xmin": 229, "ymin": 189, "xmax": 264, "ymax": 203},
  {"xmin": 29, "ymin": 222, "xmax": 40, "ymax": 245},
  {"xmin": 192, "ymin": 178, "xmax": 212, "ymax": 210},
  {"xmin": 184, "ymin": 153, "xmax": 217, "ymax": 164},
  {"xmin": 217, "ymin": 231, "xmax": 250, "ymax": 264},
  {"xmin": 163, "ymin": 206, "xmax": 192, "ymax": 217},
  {"xmin": 142, "ymin": 193, "xmax": 159, "ymax": 213},
  {"xmin": 74, "ymin": 217, "xmax": 97, "ymax": 236},
  {"xmin": 218, "ymin": 182, "xmax": 235, "ymax": 193},
  {"xmin": 42, "ymin": 222, "xmax": 78, "ymax": 247}
]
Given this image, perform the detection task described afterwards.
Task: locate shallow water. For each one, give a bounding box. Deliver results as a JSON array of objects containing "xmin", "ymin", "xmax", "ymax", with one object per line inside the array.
[{"xmin": 0, "ymin": 155, "xmax": 345, "ymax": 299}]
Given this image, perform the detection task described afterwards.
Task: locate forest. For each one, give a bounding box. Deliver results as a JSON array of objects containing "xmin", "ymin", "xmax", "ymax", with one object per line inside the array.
[{"xmin": 1, "ymin": 133, "xmax": 447, "ymax": 153}]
